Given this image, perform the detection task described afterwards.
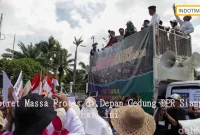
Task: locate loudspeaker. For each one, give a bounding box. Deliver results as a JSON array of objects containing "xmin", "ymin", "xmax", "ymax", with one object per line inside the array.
[
  {"xmin": 160, "ymin": 51, "xmax": 179, "ymax": 70},
  {"xmin": 182, "ymin": 52, "xmax": 200, "ymax": 72}
]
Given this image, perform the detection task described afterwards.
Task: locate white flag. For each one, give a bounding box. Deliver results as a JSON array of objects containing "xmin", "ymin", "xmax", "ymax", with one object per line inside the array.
[
  {"xmin": 22, "ymin": 80, "xmax": 31, "ymax": 97},
  {"xmin": 2, "ymin": 71, "xmax": 13, "ymax": 103},
  {"xmin": 13, "ymin": 71, "xmax": 23, "ymax": 101}
]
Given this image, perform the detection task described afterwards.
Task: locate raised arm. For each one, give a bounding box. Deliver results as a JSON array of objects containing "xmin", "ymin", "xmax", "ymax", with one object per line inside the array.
[
  {"xmin": 173, "ymin": 4, "xmax": 183, "ymax": 26},
  {"xmin": 64, "ymin": 108, "xmax": 85, "ymax": 135}
]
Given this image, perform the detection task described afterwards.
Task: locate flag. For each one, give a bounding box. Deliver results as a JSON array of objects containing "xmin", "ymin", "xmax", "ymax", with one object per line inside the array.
[
  {"xmin": 43, "ymin": 76, "xmax": 53, "ymax": 92},
  {"xmin": 31, "ymin": 73, "xmax": 39, "ymax": 87},
  {"xmin": 32, "ymin": 70, "xmax": 42, "ymax": 95},
  {"xmin": 2, "ymin": 71, "xmax": 13, "ymax": 103},
  {"xmin": 13, "ymin": 71, "xmax": 23, "ymax": 101},
  {"xmin": 52, "ymin": 74, "xmax": 59, "ymax": 86},
  {"xmin": 22, "ymin": 80, "xmax": 32, "ymax": 97}
]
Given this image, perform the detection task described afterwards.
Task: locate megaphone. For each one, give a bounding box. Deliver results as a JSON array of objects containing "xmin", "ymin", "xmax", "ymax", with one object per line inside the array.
[
  {"xmin": 182, "ymin": 52, "xmax": 200, "ymax": 73},
  {"xmin": 160, "ymin": 51, "xmax": 179, "ymax": 70}
]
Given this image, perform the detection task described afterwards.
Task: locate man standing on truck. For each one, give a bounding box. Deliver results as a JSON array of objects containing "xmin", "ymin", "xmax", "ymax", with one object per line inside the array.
[
  {"xmin": 159, "ymin": 94, "xmax": 186, "ymax": 135},
  {"xmin": 173, "ymin": 4, "xmax": 194, "ymax": 35},
  {"xmin": 148, "ymin": 6, "xmax": 160, "ymax": 26}
]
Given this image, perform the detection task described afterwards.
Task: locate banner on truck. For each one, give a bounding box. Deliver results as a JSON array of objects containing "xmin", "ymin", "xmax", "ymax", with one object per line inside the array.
[{"xmin": 88, "ymin": 26, "xmax": 154, "ymax": 114}]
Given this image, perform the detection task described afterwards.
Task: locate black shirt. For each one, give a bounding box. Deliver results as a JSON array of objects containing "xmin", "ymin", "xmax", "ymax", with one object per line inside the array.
[{"xmin": 164, "ymin": 107, "xmax": 186, "ymax": 135}]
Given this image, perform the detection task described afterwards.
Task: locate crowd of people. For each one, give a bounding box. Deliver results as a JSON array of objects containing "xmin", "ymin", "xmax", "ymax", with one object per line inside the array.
[
  {"xmin": 90, "ymin": 4, "xmax": 194, "ymax": 56},
  {"xmin": 1, "ymin": 83, "xmax": 200, "ymax": 135}
]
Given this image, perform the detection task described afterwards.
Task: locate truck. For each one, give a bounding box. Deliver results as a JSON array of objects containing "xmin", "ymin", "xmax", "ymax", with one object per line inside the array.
[{"xmin": 88, "ymin": 25, "xmax": 200, "ymax": 115}]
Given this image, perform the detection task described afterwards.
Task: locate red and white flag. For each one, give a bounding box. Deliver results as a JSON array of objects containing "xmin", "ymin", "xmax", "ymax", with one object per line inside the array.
[
  {"xmin": 32, "ymin": 71, "xmax": 42, "ymax": 95},
  {"xmin": 31, "ymin": 73, "xmax": 39, "ymax": 87},
  {"xmin": 43, "ymin": 76, "xmax": 53, "ymax": 92},
  {"xmin": 13, "ymin": 71, "xmax": 23, "ymax": 101},
  {"xmin": 52, "ymin": 74, "xmax": 59, "ymax": 86},
  {"xmin": 2, "ymin": 71, "xmax": 13, "ymax": 103}
]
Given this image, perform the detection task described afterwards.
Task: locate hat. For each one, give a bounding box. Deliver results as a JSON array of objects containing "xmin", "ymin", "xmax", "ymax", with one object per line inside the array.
[
  {"xmin": 0, "ymin": 111, "xmax": 5, "ymax": 131},
  {"xmin": 168, "ymin": 94, "xmax": 181, "ymax": 101},
  {"xmin": 14, "ymin": 93, "xmax": 57, "ymax": 135},
  {"xmin": 111, "ymin": 106, "xmax": 155, "ymax": 135},
  {"xmin": 148, "ymin": 6, "xmax": 156, "ymax": 10},
  {"xmin": 170, "ymin": 19, "xmax": 178, "ymax": 23}
]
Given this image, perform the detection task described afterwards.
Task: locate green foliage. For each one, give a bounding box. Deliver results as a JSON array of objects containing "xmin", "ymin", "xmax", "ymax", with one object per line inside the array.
[
  {"xmin": 0, "ymin": 58, "xmax": 45, "ymax": 88},
  {"xmin": 0, "ymin": 36, "xmax": 87, "ymax": 92}
]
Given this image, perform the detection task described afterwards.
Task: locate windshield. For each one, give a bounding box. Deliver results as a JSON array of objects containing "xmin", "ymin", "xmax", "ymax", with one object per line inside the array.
[{"xmin": 171, "ymin": 86, "xmax": 200, "ymax": 109}]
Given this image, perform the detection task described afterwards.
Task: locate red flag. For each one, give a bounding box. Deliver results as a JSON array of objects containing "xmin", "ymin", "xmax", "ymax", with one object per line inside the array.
[
  {"xmin": 31, "ymin": 73, "xmax": 39, "ymax": 86},
  {"xmin": 32, "ymin": 70, "xmax": 42, "ymax": 94},
  {"xmin": 52, "ymin": 74, "xmax": 59, "ymax": 86}
]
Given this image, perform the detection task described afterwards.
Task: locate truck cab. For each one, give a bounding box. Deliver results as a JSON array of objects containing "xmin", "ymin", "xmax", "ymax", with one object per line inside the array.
[{"xmin": 166, "ymin": 81, "xmax": 200, "ymax": 103}]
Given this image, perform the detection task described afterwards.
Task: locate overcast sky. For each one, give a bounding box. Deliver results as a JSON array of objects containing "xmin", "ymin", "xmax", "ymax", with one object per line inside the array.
[{"xmin": 0, "ymin": 0, "xmax": 200, "ymax": 68}]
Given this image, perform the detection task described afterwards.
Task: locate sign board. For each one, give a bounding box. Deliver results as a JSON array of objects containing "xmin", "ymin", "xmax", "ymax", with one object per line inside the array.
[{"xmin": 88, "ymin": 26, "xmax": 154, "ymax": 114}]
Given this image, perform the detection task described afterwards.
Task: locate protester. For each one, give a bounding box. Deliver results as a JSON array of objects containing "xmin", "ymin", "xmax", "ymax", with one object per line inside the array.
[
  {"xmin": 90, "ymin": 43, "xmax": 98, "ymax": 56},
  {"xmin": 12, "ymin": 93, "xmax": 56, "ymax": 135},
  {"xmin": 52, "ymin": 93, "xmax": 85, "ymax": 135},
  {"xmin": 124, "ymin": 21, "xmax": 137, "ymax": 38},
  {"xmin": 159, "ymin": 94, "xmax": 186, "ymax": 135},
  {"xmin": 80, "ymin": 97, "xmax": 112, "ymax": 135},
  {"xmin": 168, "ymin": 20, "xmax": 180, "ymax": 53},
  {"xmin": 116, "ymin": 28, "xmax": 124, "ymax": 42},
  {"xmin": 141, "ymin": 20, "xmax": 150, "ymax": 30},
  {"xmin": 47, "ymin": 108, "xmax": 69, "ymax": 135},
  {"xmin": 104, "ymin": 30, "xmax": 117, "ymax": 48},
  {"xmin": 169, "ymin": 20, "xmax": 180, "ymax": 32},
  {"xmin": 153, "ymin": 96, "xmax": 167, "ymax": 135},
  {"xmin": 173, "ymin": 4, "xmax": 194, "ymax": 35},
  {"xmin": 110, "ymin": 105, "xmax": 156, "ymax": 135},
  {"xmin": 148, "ymin": 6, "xmax": 160, "ymax": 26}
]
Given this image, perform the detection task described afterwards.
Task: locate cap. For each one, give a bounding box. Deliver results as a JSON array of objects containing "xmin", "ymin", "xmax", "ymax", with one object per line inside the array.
[
  {"xmin": 170, "ymin": 19, "xmax": 178, "ymax": 23},
  {"xmin": 168, "ymin": 94, "xmax": 181, "ymax": 101},
  {"xmin": 92, "ymin": 42, "xmax": 98, "ymax": 46},
  {"xmin": 148, "ymin": 6, "xmax": 156, "ymax": 10}
]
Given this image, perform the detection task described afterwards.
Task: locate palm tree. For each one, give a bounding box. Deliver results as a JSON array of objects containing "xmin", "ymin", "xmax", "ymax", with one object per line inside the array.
[
  {"xmin": 2, "ymin": 42, "xmax": 42, "ymax": 60},
  {"xmin": 56, "ymin": 48, "xmax": 74, "ymax": 86},
  {"xmin": 36, "ymin": 36, "xmax": 58, "ymax": 69},
  {"xmin": 73, "ymin": 36, "xmax": 84, "ymax": 87}
]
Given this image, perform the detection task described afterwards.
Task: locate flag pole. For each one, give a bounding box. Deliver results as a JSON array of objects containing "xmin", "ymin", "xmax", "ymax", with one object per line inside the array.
[{"xmin": 12, "ymin": 34, "xmax": 16, "ymax": 59}]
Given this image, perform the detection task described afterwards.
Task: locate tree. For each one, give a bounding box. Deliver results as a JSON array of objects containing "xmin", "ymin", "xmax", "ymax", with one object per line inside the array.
[
  {"xmin": 1, "ymin": 42, "xmax": 43, "ymax": 60},
  {"xmin": 36, "ymin": 36, "xmax": 57, "ymax": 69},
  {"xmin": 62, "ymin": 61, "xmax": 87, "ymax": 92},
  {"xmin": 0, "ymin": 58, "xmax": 45, "ymax": 88},
  {"xmin": 73, "ymin": 36, "xmax": 84, "ymax": 87}
]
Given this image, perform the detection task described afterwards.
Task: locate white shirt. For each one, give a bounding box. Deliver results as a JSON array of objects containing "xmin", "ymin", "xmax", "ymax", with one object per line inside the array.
[
  {"xmin": 149, "ymin": 13, "xmax": 160, "ymax": 26},
  {"xmin": 175, "ymin": 16, "xmax": 194, "ymax": 34},
  {"xmin": 80, "ymin": 107, "xmax": 113, "ymax": 135},
  {"xmin": 64, "ymin": 108, "xmax": 85, "ymax": 135}
]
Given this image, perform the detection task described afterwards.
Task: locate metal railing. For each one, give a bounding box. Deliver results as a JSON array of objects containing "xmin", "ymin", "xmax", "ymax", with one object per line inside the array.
[{"xmin": 155, "ymin": 25, "xmax": 192, "ymax": 57}]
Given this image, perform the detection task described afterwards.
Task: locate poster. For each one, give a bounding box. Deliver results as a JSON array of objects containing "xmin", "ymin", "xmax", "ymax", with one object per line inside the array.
[{"xmin": 88, "ymin": 26, "xmax": 154, "ymax": 114}]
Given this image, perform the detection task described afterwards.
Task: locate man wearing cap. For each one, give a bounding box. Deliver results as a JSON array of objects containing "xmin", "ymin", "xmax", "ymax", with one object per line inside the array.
[
  {"xmin": 141, "ymin": 20, "xmax": 150, "ymax": 30},
  {"xmin": 148, "ymin": 6, "xmax": 160, "ymax": 26},
  {"xmin": 90, "ymin": 43, "xmax": 99, "ymax": 56},
  {"xmin": 173, "ymin": 4, "xmax": 194, "ymax": 35},
  {"xmin": 159, "ymin": 94, "xmax": 186, "ymax": 135}
]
